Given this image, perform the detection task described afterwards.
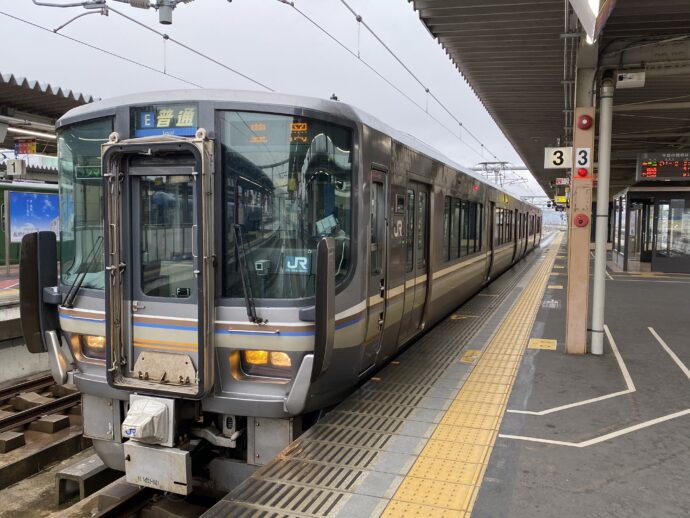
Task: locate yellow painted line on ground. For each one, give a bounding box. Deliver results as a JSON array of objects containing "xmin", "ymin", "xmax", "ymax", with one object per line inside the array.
[
  {"xmin": 553, "ymin": 265, "xmax": 564, "ymax": 269},
  {"xmin": 382, "ymin": 234, "xmax": 563, "ymax": 518},
  {"xmin": 547, "ymin": 285, "xmax": 563, "ymax": 289},
  {"xmin": 528, "ymin": 338, "xmax": 558, "ymax": 350},
  {"xmin": 459, "ymin": 350, "xmax": 482, "ymax": 364},
  {"xmin": 451, "ymin": 314, "xmax": 478, "ymax": 320}
]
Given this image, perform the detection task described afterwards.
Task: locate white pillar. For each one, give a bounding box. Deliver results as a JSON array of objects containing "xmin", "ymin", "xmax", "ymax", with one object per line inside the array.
[{"xmin": 590, "ymin": 78, "xmax": 614, "ymax": 355}]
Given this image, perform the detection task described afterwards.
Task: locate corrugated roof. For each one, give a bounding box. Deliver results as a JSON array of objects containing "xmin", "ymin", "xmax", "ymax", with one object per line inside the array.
[
  {"xmin": 410, "ymin": 0, "xmax": 690, "ymax": 195},
  {"xmin": 0, "ymin": 72, "xmax": 95, "ymax": 154},
  {"xmin": 409, "ymin": 0, "xmax": 568, "ymax": 194},
  {"xmin": 0, "ymin": 72, "xmax": 94, "ymax": 120}
]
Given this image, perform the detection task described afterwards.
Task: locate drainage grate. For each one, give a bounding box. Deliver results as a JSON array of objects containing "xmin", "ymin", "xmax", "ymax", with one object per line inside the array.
[
  {"xmin": 258, "ymin": 459, "xmax": 366, "ymax": 493},
  {"xmin": 229, "ymin": 478, "xmax": 345, "ymax": 517}
]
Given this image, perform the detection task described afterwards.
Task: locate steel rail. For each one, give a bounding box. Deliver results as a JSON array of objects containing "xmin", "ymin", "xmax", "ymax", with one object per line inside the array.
[
  {"xmin": 0, "ymin": 374, "xmax": 55, "ymax": 402},
  {"xmin": 0, "ymin": 392, "xmax": 81, "ymax": 433}
]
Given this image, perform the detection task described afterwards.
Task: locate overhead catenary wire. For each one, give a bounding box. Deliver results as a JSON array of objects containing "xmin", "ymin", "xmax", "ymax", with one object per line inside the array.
[
  {"xmin": 0, "ymin": 9, "xmax": 203, "ymax": 88},
  {"xmin": 275, "ymin": 0, "xmax": 488, "ymax": 161},
  {"xmin": 337, "ymin": 0, "xmax": 503, "ymax": 162},
  {"xmin": 106, "ymin": 5, "xmax": 274, "ymax": 92}
]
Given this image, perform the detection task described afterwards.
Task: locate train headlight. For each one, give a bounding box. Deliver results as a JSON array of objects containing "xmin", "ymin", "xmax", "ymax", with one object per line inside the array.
[
  {"xmin": 269, "ymin": 352, "xmax": 291, "ymax": 368},
  {"xmin": 70, "ymin": 334, "xmax": 106, "ymax": 360},
  {"xmin": 243, "ymin": 350, "xmax": 269, "ymax": 365},
  {"xmin": 241, "ymin": 350, "xmax": 292, "ymax": 378}
]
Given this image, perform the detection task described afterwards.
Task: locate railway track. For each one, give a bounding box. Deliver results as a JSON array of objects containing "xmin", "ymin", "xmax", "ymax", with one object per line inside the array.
[
  {"xmin": 0, "ymin": 373, "xmax": 54, "ymax": 401},
  {"xmin": 0, "ymin": 373, "xmax": 81, "ymax": 434},
  {"xmin": 0, "ymin": 372, "xmax": 87, "ymax": 491}
]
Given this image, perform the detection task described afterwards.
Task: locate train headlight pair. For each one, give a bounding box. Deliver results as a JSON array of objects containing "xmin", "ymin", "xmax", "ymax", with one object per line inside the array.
[
  {"xmin": 241, "ymin": 350, "xmax": 292, "ymax": 378},
  {"xmin": 70, "ymin": 334, "xmax": 106, "ymax": 360}
]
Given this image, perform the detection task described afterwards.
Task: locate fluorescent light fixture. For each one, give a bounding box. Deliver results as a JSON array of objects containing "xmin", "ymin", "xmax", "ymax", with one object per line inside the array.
[{"xmin": 7, "ymin": 127, "xmax": 57, "ymax": 140}]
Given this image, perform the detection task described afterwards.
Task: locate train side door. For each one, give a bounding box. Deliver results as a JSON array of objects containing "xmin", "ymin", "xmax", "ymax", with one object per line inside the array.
[
  {"xmin": 361, "ymin": 170, "xmax": 388, "ymax": 373},
  {"xmin": 486, "ymin": 202, "xmax": 496, "ymax": 280},
  {"xmin": 399, "ymin": 182, "xmax": 429, "ymax": 341},
  {"xmin": 512, "ymin": 208, "xmax": 519, "ymax": 262}
]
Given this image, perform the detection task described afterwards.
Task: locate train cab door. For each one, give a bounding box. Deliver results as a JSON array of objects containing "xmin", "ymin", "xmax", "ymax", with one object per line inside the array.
[
  {"xmin": 486, "ymin": 202, "xmax": 495, "ymax": 280},
  {"xmin": 361, "ymin": 170, "xmax": 388, "ymax": 373},
  {"xmin": 103, "ymin": 140, "xmax": 215, "ymax": 399},
  {"xmin": 399, "ymin": 182, "xmax": 430, "ymax": 341}
]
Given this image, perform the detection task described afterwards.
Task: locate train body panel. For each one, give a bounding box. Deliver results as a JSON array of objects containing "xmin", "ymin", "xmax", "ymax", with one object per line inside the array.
[{"xmin": 23, "ymin": 90, "xmax": 541, "ymax": 490}]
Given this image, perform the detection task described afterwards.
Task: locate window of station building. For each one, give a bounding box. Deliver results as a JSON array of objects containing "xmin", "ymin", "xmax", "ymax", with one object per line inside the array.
[
  {"xmin": 655, "ymin": 199, "xmax": 690, "ymax": 262},
  {"xmin": 219, "ymin": 111, "xmax": 353, "ymax": 300}
]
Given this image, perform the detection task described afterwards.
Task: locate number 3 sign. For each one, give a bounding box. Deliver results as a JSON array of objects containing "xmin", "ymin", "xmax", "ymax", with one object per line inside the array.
[{"xmin": 544, "ymin": 147, "xmax": 572, "ymax": 169}]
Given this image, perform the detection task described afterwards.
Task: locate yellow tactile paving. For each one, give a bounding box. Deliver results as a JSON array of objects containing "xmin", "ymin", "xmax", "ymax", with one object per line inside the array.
[
  {"xmin": 454, "ymin": 390, "xmax": 508, "ymax": 406},
  {"xmin": 384, "ymin": 501, "xmax": 466, "ymax": 518},
  {"xmin": 395, "ymin": 477, "xmax": 474, "ymax": 511},
  {"xmin": 431, "ymin": 425, "xmax": 495, "ymax": 446},
  {"xmin": 447, "ymin": 401, "xmax": 505, "ymax": 417},
  {"xmin": 382, "ymin": 234, "xmax": 563, "ymax": 517},
  {"xmin": 408, "ymin": 456, "xmax": 484, "ymax": 485}
]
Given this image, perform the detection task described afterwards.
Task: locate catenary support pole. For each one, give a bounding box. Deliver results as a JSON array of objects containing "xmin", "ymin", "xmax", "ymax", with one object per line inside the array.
[{"xmin": 591, "ymin": 78, "xmax": 614, "ymax": 355}]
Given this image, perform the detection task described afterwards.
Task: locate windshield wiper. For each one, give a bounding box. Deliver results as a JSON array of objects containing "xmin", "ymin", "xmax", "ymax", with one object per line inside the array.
[
  {"xmin": 233, "ymin": 224, "xmax": 265, "ymax": 324},
  {"xmin": 63, "ymin": 235, "xmax": 104, "ymax": 309}
]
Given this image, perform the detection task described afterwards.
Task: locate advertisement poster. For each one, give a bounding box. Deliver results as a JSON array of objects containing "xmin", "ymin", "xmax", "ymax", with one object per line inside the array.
[{"xmin": 8, "ymin": 191, "xmax": 60, "ymax": 243}]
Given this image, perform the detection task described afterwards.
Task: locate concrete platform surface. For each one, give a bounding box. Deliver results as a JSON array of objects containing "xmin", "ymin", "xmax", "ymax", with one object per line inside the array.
[{"xmin": 474, "ymin": 240, "xmax": 690, "ymax": 518}]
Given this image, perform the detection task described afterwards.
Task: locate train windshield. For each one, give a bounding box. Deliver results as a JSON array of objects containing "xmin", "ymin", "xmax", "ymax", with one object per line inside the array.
[
  {"xmin": 58, "ymin": 118, "xmax": 112, "ymax": 289},
  {"xmin": 220, "ymin": 111, "xmax": 353, "ymax": 300}
]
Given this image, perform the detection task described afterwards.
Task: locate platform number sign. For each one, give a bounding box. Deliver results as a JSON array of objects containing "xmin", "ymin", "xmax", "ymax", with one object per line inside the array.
[
  {"xmin": 575, "ymin": 148, "xmax": 591, "ymax": 168},
  {"xmin": 544, "ymin": 147, "xmax": 572, "ymax": 169}
]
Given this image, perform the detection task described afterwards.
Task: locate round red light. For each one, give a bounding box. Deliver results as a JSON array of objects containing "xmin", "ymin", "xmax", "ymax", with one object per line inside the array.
[
  {"xmin": 577, "ymin": 167, "xmax": 588, "ymax": 177},
  {"xmin": 577, "ymin": 115, "xmax": 593, "ymax": 130},
  {"xmin": 473, "ymin": 184, "xmax": 479, "ymax": 191}
]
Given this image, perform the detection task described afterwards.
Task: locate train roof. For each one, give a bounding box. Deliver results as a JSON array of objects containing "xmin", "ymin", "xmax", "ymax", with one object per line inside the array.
[{"xmin": 57, "ymin": 89, "xmax": 538, "ymax": 209}]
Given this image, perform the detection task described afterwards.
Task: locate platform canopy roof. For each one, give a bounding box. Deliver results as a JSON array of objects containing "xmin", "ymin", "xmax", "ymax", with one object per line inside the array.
[
  {"xmin": 409, "ymin": 0, "xmax": 690, "ymax": 197},
  {"xmin": 0, "ymin": 72, "xmax": 95, "ymax": 156}
]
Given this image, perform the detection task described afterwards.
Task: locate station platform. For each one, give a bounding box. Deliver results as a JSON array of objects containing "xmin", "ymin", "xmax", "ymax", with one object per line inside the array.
[
  {"xmin": 198, "ymin": 232, "xmax": 690, "ymax": 517},
  {"xmin": 203, "ymin": 233, "xmax": 561, "ymax": 517}
]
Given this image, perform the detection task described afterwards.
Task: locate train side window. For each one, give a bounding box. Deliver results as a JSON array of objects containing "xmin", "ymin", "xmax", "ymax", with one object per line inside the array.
[
  {"xmin": 417, "ymin": 190, "xmax": 428, "ymax": 269},
  {"xmin": 477, "ymin": 203, "xmax": 483, "ymax": 251},
  {"xmin": 395, "ymin": 194, "xmax": 405, "ymax": 214},
  {"xmin": 467, "ymin": 202, "xmax": 477, "ymax": 254},
  {"xmin": 450, "ymin": 198, "xmax": 460, "ymax": 259},
  {"xmin": 443, "ymin": 196, "xmax": 449, "ymax": 259},
  {"xmin": 405, "ymin": 189, "xmax": 415, "ymax": 273}
]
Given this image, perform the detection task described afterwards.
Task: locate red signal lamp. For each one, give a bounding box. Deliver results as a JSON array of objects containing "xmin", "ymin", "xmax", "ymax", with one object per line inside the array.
[
  {"xmin": 577, "ymin": 114, "xmax": 593, "ymax": 130},
  {"xmin": 577, "ymin": 167, "xmax": 588, "ymax": 177}
]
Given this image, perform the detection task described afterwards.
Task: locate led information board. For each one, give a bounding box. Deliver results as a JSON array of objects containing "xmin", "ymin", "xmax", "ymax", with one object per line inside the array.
[
  {"xmin": 637, "ymin": 152, "xmax": 690, "ymax": 181},
  {"xmin": 131, "ymin": 104, "xmax": 198, "ymax": 137}
]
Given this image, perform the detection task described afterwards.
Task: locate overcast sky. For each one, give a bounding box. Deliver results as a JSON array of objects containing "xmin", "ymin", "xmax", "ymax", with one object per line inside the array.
[{"xmin": 2, "ymin": 0, "xmax": 546, "ymax": 199}]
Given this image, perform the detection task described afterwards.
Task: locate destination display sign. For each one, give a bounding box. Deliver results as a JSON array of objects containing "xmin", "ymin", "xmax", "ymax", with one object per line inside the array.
[
  {"xmin": 228, "ymin": 118, "xmax": 310, "ymax": 148},
  {"xmin": 637, "ymin": 152, "xmax": 690, "ymax": 181},
  {"xmin": 131, "ymin": 104, "xmax": 198, "ymax": 137}
]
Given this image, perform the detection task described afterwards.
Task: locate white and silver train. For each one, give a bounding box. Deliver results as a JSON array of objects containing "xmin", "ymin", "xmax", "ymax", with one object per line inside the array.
[{"xmin": 20, "ymin": 90, "xmax": 541, "ymax": 494}]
